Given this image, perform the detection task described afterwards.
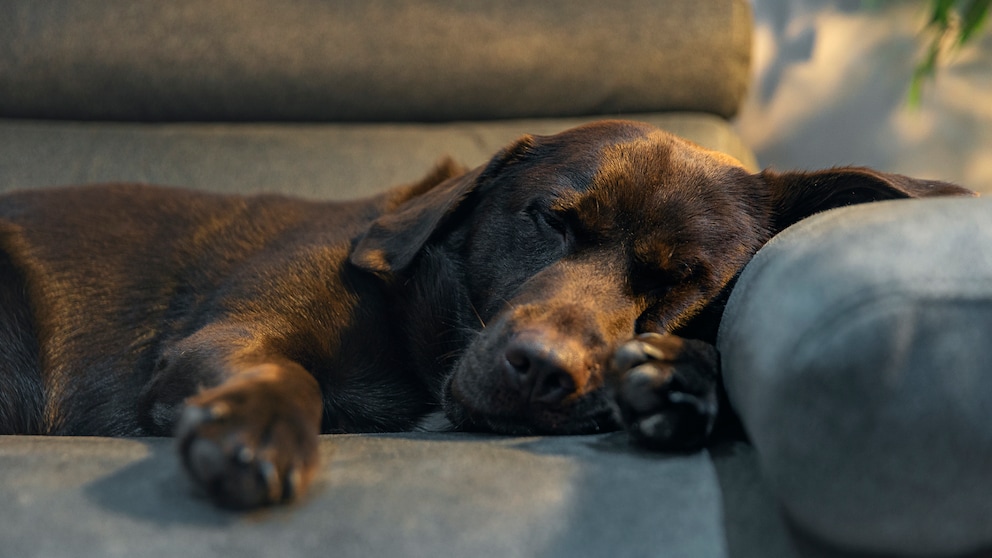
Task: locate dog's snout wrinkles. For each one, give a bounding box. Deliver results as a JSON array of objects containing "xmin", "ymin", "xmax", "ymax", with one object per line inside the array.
[{"xmin": 503, "ymin": 333, "xmax": 586, "ymax": 405}]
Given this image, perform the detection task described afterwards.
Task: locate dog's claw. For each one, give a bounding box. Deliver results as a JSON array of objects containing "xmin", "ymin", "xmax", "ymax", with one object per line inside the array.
[
  {"xmin": 636, "ymin": 334, "xmax": 669, "ymax": 360},
  {"xmin": 284, "ymin": 467, "xmax": 301, "ymax": 501},
  {"xmin": 610, "ymin": 343, "xmax": 648, "ymax": 373},
  {"xmin": 618, "ymin": 363, "xmax": 671, "ymax": 411},
  {"xmin": 234, "ymin": 444, "xmax": 254, "ymax": 465},
  {"xmin": 610, "ymin": 333, "xmax": 669, "ymax": 374},
  {"xmin": 208, "ymin": 401, "xmax": 232, "ymax": 420},
  {"xmin": 257, "ymin": 459, "xmax": 282, "ymax": 504}
]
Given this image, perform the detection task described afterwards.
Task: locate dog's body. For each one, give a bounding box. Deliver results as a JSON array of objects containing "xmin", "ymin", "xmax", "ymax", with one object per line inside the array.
[
  {"xmin": 0, "ymin": 183, "xmax": 437, "ymax": 436},
  {"xmin": 0, "ymin": 121, "xmax": 974, "ymax": 508}
]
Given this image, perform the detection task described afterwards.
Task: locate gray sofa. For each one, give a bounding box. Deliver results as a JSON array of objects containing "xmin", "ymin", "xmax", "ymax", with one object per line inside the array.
[{"xmin": 2, "ymin": 2, "xmax": 990, "ymax": 557}]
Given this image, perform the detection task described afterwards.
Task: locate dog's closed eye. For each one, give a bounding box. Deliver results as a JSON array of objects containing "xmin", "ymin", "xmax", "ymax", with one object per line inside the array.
[{"xmin": 525, "ymin": 204, "xmax": 571, "ymax": 252}]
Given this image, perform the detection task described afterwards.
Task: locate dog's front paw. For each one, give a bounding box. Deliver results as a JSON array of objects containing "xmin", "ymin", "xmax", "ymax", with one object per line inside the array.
[
  {"xmin": 175, "ymin": 365, "xmax": 321, "ymax": 509},
  {"xmin": 609, "ymin": 333, "xmax": 719, "ymax": 451}
]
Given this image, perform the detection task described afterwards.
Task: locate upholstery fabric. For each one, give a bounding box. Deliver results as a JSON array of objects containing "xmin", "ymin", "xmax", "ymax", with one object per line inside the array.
[
  {"xmin": 719, "ymin": 198, "xmax": 992, "ymax": 556},
  {"xmin": 0, "ymin": 113, "xmax": 758, "ymax": 197},
  {"xmin": 0, "ymin": 0, "xmax": 752, "ymax": 122},
  {"xmin": 0, "ymin": 1, "xmax": 861, "ymax": 556},
  {"xmin": 0, "ymin": 433, "xmax": 734, "ymax": 558}
]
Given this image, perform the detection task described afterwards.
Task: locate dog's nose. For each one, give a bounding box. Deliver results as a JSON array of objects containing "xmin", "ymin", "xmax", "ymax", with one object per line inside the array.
[{"xmin": 503, "ymin": 335, "xmax": 584, "ymax": 405}]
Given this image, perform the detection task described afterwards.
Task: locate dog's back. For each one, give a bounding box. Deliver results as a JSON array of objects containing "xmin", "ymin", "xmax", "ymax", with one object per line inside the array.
[{"xmin": 0, "ymin": 184, "xmax": 375, "ymax": 435}]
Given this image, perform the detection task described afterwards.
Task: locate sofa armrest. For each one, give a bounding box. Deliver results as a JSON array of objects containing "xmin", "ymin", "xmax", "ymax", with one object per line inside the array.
[{"xmin": 718, "ymin": 198, "xmax": 992, "ymax": 556}]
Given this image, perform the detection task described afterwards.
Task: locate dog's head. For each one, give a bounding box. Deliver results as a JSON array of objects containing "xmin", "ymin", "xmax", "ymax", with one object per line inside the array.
[{"xmin": 351, "ymin": 120, "xmax": 975, "ymax": 435}]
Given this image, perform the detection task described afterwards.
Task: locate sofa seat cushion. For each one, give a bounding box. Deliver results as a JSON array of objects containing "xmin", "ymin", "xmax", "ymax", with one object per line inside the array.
[
  {"xmin": 0, "ymin": 433, "xmax": 743, "ymax": 558},
  {"xmin": 718, "ymin": 198, "xmax": 992, "ymax": 556}
]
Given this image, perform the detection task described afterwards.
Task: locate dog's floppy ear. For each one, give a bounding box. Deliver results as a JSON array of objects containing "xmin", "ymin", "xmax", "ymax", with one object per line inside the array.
[
  {"xmin": 762, "ymin": 166, "xmax": 977, "ymax": 231},
  {"xmin": 350, "ymin": 161, "xmax": 479, "ymax": 274},
  {"xmin": 350, "ymin": 136, "xmax": 537, "ymax": 274},
  {"xmin": 351, "ymin": 136, "xmax": 534, "ymax": 273}
]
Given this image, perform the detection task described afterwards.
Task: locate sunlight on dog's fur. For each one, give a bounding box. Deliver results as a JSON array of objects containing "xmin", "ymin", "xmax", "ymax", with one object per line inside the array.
[{"xmin": 0, "ymin": 120, "xmax": 974, "ymax": 508}]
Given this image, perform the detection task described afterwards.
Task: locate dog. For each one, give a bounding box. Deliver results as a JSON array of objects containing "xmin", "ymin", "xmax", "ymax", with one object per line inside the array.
[{"xmin": 0, "ymin": 120, "xmax": 974, "ymax": 508}]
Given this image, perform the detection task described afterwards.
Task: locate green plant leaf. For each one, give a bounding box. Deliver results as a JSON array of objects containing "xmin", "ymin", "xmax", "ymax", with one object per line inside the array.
[
  {"xmin": 910, "ymin": 0, "xmax": 991, "ymax": 105},
  {"xmin": 959, "ymin": 0, "xmax": 991, "ymax": 44},
  {"xmin": 930, "ymin": 0, "xmax": 958, "ymax": 26},
  {"xmin": 909, "ymin": 36, "xmax": 943, "ymax": 106}
]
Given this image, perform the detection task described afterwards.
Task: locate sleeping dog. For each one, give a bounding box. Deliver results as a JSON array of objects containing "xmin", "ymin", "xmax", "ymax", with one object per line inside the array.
[{"xmin": 0, "ymin": 121, "xmax": 974, "ymax": 508}]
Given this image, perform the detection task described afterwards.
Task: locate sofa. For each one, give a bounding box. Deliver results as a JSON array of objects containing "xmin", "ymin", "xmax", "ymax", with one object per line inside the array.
[{"xmin": 2, "ymin": 1, "xmax": 991, "ymax": 557}]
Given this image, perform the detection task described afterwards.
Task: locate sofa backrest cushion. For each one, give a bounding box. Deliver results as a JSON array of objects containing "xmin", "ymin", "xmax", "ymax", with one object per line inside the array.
[{"xmin": 0, "ymin": 0, "xmax": 751, "ymax": 122}]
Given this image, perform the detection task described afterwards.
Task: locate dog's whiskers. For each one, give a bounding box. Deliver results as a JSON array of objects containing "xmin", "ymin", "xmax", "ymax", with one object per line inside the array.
[
  {"xmin": 436, "ymin": 348, "xmax": 466, "ymax": 365},
  {"xmin": 469, "ymin": 301, "xmax": 486, "ymax": 329}
]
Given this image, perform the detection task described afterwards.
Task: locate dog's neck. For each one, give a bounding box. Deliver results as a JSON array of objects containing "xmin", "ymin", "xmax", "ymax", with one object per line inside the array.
[{"xmin": 391, "ymin": 245, "xmax": 479, "ymax": 402}]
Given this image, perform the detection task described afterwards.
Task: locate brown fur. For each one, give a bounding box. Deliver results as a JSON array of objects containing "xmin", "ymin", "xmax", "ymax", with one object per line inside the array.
[{"xmin": 0, "ymin": 121, "xmax": 975, "ymax": 508}]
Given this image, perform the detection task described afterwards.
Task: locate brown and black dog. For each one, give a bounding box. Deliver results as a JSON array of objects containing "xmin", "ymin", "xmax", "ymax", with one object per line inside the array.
[{"xmin": 0, "ymin": 121, "xmax": 974, "ymax": 508}]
